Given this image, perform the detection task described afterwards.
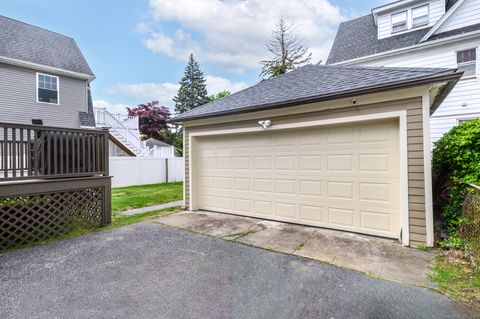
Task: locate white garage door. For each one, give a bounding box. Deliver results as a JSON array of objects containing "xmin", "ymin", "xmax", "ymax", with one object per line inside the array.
[{"xmin": 195, "ymin": 118, "xmax": 401, "ymax": 238}]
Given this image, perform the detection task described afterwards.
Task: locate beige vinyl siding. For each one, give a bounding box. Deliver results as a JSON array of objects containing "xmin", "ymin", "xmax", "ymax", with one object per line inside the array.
[
  {"xmin": 184, "ymin": 97, "xmax": 428, "ymax": 246},
  {"xmin": 0, "ymin": 63, "xmax": 88, "ymax": 128}
]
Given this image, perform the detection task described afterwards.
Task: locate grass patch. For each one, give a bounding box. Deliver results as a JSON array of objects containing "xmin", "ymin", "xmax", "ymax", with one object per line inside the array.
[
  {"xmin": 294, "ymin": 242, "xmax": 305, "ymax": 251},
  {"xmin": 430, "ymin": 249, "xmax": 480, "ymax": 309},
  {"xmin": 112, "ymin": 182, "xmax": 183, "ymax": 213},
  {"xmin": 416, "ymin": 244, "xmax": 432, "ymax": 251}
]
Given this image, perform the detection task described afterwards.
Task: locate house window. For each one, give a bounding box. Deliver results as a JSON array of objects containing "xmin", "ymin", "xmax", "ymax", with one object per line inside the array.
[
  {"xmin": 392, "ymin": 11, "xmax": 407, "ymax": 33},
  {"xmin": 457, "ymin": 48, "xmax": 477, "ymax": 78},
  {"xmin": 37, "ymin": 73, "xmax": 59, "ymax": 104},
  {"xmin": 412, "ymin": 5, "xmax": 429, "ymax": 28},
  {"xmin": 457, "ymin": 118, "xmax": 478, "ymax": 125}
]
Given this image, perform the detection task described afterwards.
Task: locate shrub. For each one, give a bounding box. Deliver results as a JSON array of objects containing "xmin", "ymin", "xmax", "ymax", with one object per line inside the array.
[{"xmin": 432, "ymin": 119, "xmax": 480, "ymax": 242}]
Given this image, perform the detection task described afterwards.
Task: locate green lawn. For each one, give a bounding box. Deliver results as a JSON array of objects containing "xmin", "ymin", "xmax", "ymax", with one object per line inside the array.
[
  {"xmin": 112, "ymin": 182, "xmax": 183, "ymax": 214},
  {"xmin": 430, "ymin": 250, "xmax": 480, "ymax": 311}
]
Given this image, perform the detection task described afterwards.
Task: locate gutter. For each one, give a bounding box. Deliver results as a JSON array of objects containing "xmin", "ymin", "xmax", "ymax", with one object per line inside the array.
[
  {"xmin": 0, "ymin": 56, "xmax": 95, "ymax": 81},
  {"xmin": 332, "ymin": 29, "xmax": 480, "ymax": 66},
  {"xmin": 172, "ymin": 70, "xmax": 462, "ymax": 123}
]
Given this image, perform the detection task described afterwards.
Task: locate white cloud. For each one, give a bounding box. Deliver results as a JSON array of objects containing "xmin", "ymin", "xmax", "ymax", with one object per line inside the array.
[
  {"xmin": 205, "ymin": 76, "xmax": 248, "ymax": 95},
  {"xmin": 101, "ymin": 76, "xmax": 248, "ymax": 113},
  {"xmin": 93, "ymin": 100, "xmax": 135, "ymax": 115},
  {"xmin": 141, "ymin": 0, "xmax": 345, "ymax": 72},
  {"xmin": 104, "ymin": 82, "xmax": 180, "ymax": 107}
]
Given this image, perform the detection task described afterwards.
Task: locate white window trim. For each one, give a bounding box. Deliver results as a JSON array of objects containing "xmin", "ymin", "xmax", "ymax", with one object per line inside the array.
[
  {"xmin": 36, "ymin": 72, "xmax": 60, "ymax": 105},
  {"xmin": 457, "ymin": 117, "xmax": 479, "ymax": 125},
  {"xmin": 188, "ymin": 111, "xmax": 411, "ymax": 246},
  {"xmin": 411, "ymin": 4, "xmax": 430, "ymax": 29},
  {"xmin": 456, "ymin": 47, "xmax": 478, "ymax": 80},
  {"xmin": 390, "ymin": 4, "xmax": 430, "ymax": 35},
  {"xmin": 391, "ymin": 10, "xmax": 408, "ymax": 34}
]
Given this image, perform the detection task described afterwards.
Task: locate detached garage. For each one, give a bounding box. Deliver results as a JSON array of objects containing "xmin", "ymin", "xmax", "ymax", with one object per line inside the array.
[{"xmin": 173, "ymin": 65, "xmax": 461, "ymax": 247}]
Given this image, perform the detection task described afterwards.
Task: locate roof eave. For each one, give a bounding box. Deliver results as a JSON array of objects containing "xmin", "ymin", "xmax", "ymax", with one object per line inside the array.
[
  {"xmin": 0, "ymin": 55, "xmax": 95, "ymax": 81},
  {"xmin": 172, "ymin": 70, "xmax": 462, "ymax": 123},
  {"xmin": 331, "ymin": 28, "xmax": 480, "ymax": 66},
  {"xmin": 430, "ymin": 71, "xmax": 463, "ymax": 114}
]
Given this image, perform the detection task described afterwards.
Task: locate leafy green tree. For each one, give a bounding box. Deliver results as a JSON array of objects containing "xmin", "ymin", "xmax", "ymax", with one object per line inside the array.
[
  {"xmin": 208, "ymin": 90, "xmax": 231, "ymax": 102},
  {"xmin": 260, "ymin": 17, "xmax": 312, "ymax": 80},
  {"xmin": 173, "ymin": 54, "xmax": 209, "ymax": 114},
  {"xmin": 160, "ymin": 127, "xmax": 184, "ymax": 157}
]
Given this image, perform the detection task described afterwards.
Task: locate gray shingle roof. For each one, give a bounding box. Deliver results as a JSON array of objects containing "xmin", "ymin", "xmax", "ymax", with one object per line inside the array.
[
  {"xmin": 326, "ymin": 1, "xmax": 480, "ymax": 65},
  {"xmin": 326, "ymin": 14, "xmax": 431, "ymax": 65},
  {"xmin": 0, "ymin": 15, "xmax": 94, "ymax": 76},
  {"xmin": 173, "ymin": 64, "xmax": 460, "ymax": 122}
]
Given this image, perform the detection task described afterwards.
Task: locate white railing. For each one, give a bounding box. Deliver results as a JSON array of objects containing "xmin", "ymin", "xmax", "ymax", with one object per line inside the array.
[
  {"xmin": 94, "ymin": 107, "xmax": 177, "ymax": 158},
  {"xmin": 94, "ymin": 107, "xmax": 143, "ymax": 154}
]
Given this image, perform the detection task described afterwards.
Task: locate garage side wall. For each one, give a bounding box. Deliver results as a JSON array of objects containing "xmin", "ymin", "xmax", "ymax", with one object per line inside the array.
[{"xmin": 183, "ymin": 97, "xmax": 427, "ymax": 246}]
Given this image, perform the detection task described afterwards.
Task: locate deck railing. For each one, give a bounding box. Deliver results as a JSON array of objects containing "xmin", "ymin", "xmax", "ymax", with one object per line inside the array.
[{"xmin": 0, "ymin": 122, "xmax": 109, "ymax": 181}]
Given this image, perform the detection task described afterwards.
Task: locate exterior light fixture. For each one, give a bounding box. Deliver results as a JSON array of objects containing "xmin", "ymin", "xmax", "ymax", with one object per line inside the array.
[{"xmin": 258, "ymin": 120, "xmax": 272, "ymax": 129}]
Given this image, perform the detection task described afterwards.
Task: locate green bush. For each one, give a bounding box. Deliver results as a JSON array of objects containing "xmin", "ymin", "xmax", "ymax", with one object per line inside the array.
[{"xmin": 432, "ymin": 119, "xmax": 480, "ymax": 242}]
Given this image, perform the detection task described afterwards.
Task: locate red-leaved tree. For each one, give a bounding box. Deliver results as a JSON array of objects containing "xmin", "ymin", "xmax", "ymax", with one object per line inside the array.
[{"xmin": 127, "ymin": 101, "xmax": 171, "ymax": 141}]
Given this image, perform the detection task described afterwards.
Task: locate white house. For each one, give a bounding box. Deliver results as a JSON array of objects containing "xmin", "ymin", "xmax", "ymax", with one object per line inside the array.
[
  {"xmin": 327, "ymin": 0, "xmax": 480, "ymax": 146},
  {"xmin": 93, "ymin": 107, "xmax": 176, "ymax": 158}
]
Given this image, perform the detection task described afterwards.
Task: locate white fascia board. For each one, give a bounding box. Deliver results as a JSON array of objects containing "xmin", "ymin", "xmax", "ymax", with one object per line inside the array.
[
  {"xmin": 333, "ymin": 29, "xmax": 480, "ymax": 65},
  {"xmin": 0, "ymin": 55, "xmax": 95, "ymax": 81},
  {"xmin": 419, "ymin": 0, "xmax": 465, "ymax": 42}
]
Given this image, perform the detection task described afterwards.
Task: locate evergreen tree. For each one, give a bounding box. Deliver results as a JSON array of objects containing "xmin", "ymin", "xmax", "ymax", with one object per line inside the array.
[
  {"xmin": 173, "ymin": 54, "xmax": 209, "ymax": 114},
  {"xmin": 260, "ymin": 17, "xmax": 312, "ymax": 80}
]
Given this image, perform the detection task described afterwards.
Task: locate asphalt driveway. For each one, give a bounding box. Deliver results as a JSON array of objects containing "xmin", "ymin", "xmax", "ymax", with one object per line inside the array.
[{"xmin": 0, "ymin": 222, "xmax": 471, "ymax": 319}]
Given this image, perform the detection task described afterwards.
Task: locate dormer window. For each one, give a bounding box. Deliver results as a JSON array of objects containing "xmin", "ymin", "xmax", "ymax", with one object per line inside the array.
[
  {"xmin": 412, "ymin": 5, "xmax": 429, "ymax": 28},
  {"xmin": 392, "ymin": 11, "xmax": 407, "ymax": 33}
]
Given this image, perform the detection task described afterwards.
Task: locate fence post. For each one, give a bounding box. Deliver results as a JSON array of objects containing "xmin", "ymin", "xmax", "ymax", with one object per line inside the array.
[
  {"xmin": 103, "ymin": 178, "xmax": 112, "ymax": 225},
  {"xmin": 165, "ymin": 158, "xmax": 169, "ymax": 183}
]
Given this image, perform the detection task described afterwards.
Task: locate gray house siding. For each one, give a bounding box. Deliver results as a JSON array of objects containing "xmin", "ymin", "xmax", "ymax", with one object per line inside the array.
[{"xmin": 0, "ymin": 62, "xmax": 88, "ymax": 128}]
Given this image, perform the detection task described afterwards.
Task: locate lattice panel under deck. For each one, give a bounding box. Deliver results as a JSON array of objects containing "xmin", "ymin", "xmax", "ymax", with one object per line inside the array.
[{"xmin": 0, "ymin": 187, "xmax": 104, "ymax": 250}]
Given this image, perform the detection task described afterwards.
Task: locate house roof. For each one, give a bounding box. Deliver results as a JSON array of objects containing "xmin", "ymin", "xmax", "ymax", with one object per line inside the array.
[
  {"xmin": 172, "ymin": 64, "xmax": 461, "ymax": 122},
  {"xmin": 326, "ymin": 1, "xmax": 480, "ymax": 65},
  {"xmin": 0, "ymin": 15, "xmax": 94, "ymax": 77},
  {"xmin": 326, "ymin": 14, "xmax": 431, "ymax": 65},
  {"xmin": 145, "ymin": 138, "xmax": 172, "ymax": 148}
]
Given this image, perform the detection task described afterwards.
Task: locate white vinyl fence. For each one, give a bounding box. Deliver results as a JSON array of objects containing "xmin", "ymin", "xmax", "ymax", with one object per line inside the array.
[{"xmin": 110, "ymin": 156, "xmax": 183, "ymax": 188}]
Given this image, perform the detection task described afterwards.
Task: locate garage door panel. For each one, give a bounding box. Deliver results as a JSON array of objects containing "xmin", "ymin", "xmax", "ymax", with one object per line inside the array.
[
  {"xmin": 276, "ymin": 202, "xmax": 297, "ymax": 218},
  {"xmin": 327, "ymin": 154, "xmax": 354, "ymax": 172},
  {"xmin": 328, "ymin": 207, "xmax": 355, "ymax": 227},
  {"xmin": 253, "ymin": 156, "xmax": 271, "ymax": 169},
  {"xmin": 196, "ymin": 119, "xmax": 401, "ymax": 238},
  {"xmin": 298, "ymin": 155, "xmax": 323, "ymax": 171},
  {"xmin": 274, "ymin": 156, "xmax": 295, "ymax": 170},
  {"xmin": 300, "ymin": 205, "xmax": 325, "ymax": 222}
]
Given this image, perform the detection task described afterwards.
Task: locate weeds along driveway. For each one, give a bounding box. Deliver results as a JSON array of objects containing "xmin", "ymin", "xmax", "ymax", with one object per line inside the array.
[{"xmin": 0, "ymin": 221, "xmax": 470, "ymax": 319}]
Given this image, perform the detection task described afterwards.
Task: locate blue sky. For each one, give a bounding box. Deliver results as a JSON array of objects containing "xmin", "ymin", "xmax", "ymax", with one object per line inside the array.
[{"xmin": 2, "ymin": 0, "xmax": 386, "ymax": 114}]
